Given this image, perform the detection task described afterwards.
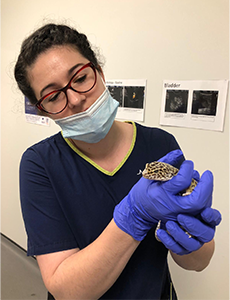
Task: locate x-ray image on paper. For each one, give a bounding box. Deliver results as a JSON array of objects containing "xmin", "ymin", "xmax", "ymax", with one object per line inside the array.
[
  {"xmin": 191, "ymin": 90, "xmax": 218, "ymax": 116},
  {"xmin": 165, "ymin": 90, "xmax": 189, "ymax": 113},
  {"xmin": 124, "ymin": 86, "xmax": 145, "ymax": 109}
]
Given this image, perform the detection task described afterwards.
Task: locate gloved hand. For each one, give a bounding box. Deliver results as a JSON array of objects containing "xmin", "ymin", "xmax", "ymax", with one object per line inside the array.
[
  {"xmin": 159, "ymin": 150, "xmax": 201, "ymax": 189},
  {"xmin": 157, "ymin": 148, "xmax": 184, "ymax": 165},
  {"xmin": 156, "ymin": 207, "xmax": 222, "ymax": 255},
  {"xmin": 113, "ymin": 149, "xmax": 213, "ymax": 241}
]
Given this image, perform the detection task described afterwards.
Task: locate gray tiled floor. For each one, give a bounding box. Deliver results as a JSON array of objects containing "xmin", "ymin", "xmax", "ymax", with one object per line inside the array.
[{"xmin": 1, "ymin": 234, "xmax": 47, "ymax": 299}]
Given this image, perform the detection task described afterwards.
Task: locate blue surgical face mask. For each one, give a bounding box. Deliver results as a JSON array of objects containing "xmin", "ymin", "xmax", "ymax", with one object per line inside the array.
[{"xmin": 54, "ymin": 88, "xmax": 119, "ymax": 143}]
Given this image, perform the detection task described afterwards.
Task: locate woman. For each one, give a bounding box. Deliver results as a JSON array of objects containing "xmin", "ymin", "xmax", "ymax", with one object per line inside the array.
[{"xmin": 15, "ymin": 23, "xmax": 221, "ymax": 300}]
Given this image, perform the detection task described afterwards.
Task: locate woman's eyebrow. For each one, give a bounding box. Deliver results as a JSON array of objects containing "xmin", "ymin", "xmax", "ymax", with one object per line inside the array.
[
  {"xmin": 39, "ymin": 63, "xmax": 85, "ymax": 97},
  {"xmin": 40, "ymin": 83, "xmax": 57, "ymax": 98},
  {"xmin": 68, "ymin": 63, "xmax": 85, "ymax": 76}
]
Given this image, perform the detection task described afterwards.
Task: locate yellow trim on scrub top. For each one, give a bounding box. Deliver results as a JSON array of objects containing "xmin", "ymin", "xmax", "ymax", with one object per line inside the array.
[{"xmin": 63, "ymin": 121, "xmax": 137, "ymax": 176}]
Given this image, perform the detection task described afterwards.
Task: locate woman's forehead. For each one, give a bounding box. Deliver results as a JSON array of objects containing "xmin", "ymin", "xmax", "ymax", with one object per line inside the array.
[
  {"xmin": 28, "ymin": 46, "xmax": 89, "ymax": 97},
  {"xmin": 32, "ymin": 45, "xmax": 87, "ymax": 68}
]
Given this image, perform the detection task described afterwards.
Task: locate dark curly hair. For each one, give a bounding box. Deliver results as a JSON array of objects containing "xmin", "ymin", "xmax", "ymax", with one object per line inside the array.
[{"xmin": 14, "ymin": 23, "xmax": 102, "ymax": 105}]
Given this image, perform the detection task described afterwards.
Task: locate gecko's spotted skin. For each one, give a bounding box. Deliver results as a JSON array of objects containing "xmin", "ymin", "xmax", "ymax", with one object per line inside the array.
[
  {"xmin": 142, "ymin": 161, "xmax": 197, "ymax": 241},
  {"xmin": 142, "ymin": 161, "xmax": 197, "ymax": 195}
]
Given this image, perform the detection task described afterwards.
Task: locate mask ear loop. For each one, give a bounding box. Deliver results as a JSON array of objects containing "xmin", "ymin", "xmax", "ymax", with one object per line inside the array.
[
  {"xmin": 96, "ymin": 65, "xmax": 107, "ymax": 90},
  {"xmin": 96, "ymin": 75, "xmax": 109, "ymax": 99},
  {"xmin": 100, "ymin": 75, "xmax": 107, "ymax": 91}
]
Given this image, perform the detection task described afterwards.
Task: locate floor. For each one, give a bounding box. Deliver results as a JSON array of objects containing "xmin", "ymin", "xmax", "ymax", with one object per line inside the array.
[{"xmin": 1, "ymin": 234, "xmax": 47, "ymax": 299}]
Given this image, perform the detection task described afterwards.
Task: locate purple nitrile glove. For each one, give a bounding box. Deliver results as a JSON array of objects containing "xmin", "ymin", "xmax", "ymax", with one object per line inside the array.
[
  {"xmin": 156, "ymin": 207, "xmax": 222, "ymax": 255},
  {"xmin": 113, "ymin": 149, "xmax": 213, "ymax": 241}
]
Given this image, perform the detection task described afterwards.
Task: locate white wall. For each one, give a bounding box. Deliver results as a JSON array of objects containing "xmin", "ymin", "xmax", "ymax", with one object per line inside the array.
[{"xmin": 1, "ymin": 1, "xmax": 229, "ymax": 299}]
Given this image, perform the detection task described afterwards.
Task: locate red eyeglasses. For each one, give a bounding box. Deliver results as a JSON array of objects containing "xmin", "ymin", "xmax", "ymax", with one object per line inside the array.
[{"xmin": 36, "ymin": 62, "xmax": 97, "ymax": 114}]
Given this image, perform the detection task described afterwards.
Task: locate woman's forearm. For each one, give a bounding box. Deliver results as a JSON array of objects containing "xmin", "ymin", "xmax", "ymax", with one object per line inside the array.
[
  {"xmin": 41, "ymin": 220, "xmax": 140, "ymax": 300},
  {"xmin": 170, "ymin": 239, "xmax": 215, "ymax": 272}
]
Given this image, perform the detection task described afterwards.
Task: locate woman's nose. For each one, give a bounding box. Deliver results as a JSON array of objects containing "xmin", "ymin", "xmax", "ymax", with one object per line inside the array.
[{"xmin": 66, "ymin": 89, "xmax": 86, "ymax": 108}]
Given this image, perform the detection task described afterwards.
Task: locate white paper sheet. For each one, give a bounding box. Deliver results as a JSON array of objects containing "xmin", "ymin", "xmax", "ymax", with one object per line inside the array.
[
  {"xmin": 160, "ymin": 80, "xmax": 228, "ymax": 131},
  {"xmin": 25, "ymin": 97, "xmax": 50, "ymax": 126},
  {"xmin": 106, "ymin": 79, "xmax": 147, "ymax": 121}
]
